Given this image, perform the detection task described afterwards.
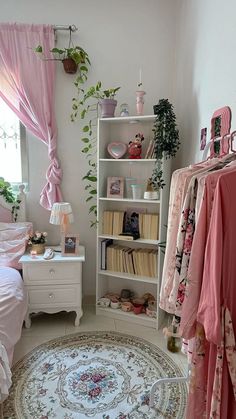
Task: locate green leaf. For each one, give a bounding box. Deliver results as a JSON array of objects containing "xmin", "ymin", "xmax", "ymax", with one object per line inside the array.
[
  {"xmin": 89, "ymin": 205, "xmax": 97, "ymax": 213},
  {"xmin": 80, "ymin": 65, "xmax": 88, "ymax": 72},
  {"xmin": 86, "ymin": 196, "xmax": 93, "ymax": 202},
  {"xmin": 89, "ymin": 189, "xmax": 97, "ymax": 195},
  {"xmin": 83, "ymin": 125, "xmax": 90, "ymax": 132},
  {"xmin": 82, "ymin": 147, "xmax": 90, "ymax": 153},
  {"xmin": 81, "ymin": 109, "xmax": 86, "ymax": 119},
  {"xmin": 35, "ymin": 45, "xmax": 43, "ymax": 53},
  {"xmin": 81, "ymin": 137, "xmax": 89, "ymax": 143},
  {"xmin": 87, "ymin": 176, "xmax": 97, "ymax": 182}
]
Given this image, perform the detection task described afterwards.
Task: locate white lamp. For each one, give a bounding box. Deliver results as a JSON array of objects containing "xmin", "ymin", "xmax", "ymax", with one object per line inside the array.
[{"xmin": 50, "ymin": 202, "xmax": 74, "ymax": 234}]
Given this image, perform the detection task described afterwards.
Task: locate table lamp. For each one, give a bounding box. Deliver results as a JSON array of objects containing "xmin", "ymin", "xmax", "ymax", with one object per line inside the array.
[{"xmin": 50, "ymin": 202, "xmax": 74, "ymax": 235}]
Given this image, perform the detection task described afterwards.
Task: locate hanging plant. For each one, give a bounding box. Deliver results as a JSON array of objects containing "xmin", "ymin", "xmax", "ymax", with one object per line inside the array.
[
  {"xmin": 34, "ymin": 27, "xmax": 90, "ymax": 75},
  {"xmin": 0, "ymin": 177, "xmax": 21, "ymax": 221},
  {"xmin": 71, "ymin": 81, "xmax": 120, "ymax": 227},
  {"xmin": 151, "ymin": 99, "xmax": 180, "ymax": 189}
]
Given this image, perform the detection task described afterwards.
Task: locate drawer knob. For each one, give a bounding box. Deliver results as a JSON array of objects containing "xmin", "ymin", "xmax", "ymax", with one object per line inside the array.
[
  {"xmin": 49, "ymin": 269, "xmax": 55, "ymax": 275},
  {"xmin": 48, "ymin": 292, "xmax": 55, "ymax": 299}
]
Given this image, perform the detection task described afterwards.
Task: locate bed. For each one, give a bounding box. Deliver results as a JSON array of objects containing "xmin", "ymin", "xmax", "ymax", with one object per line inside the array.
[{"xmin": 0, "ymin": 186, "xmax": 32, "ymax": 403}]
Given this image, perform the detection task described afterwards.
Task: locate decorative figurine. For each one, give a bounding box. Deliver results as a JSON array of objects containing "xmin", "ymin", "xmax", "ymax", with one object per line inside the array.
[{"xmin": 127, "ymin": 132, "xmax": 144, "ymax": 159}]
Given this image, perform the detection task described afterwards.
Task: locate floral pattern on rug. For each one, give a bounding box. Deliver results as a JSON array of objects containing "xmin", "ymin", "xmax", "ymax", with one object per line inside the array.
[{"xmin": 3, "ymin": 331, "xmax": 187, "ymax": 418}]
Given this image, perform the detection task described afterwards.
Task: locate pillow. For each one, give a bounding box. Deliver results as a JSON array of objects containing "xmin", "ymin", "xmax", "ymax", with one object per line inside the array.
[{"xmin": 0, "ymin": 222, "xmax": 33, "ymax": 269}]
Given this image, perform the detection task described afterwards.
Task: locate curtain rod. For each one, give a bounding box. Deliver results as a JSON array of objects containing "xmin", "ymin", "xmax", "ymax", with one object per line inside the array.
[{"xmin": 53, "ymin": 25, "xmax": 78, "ymax": 32}]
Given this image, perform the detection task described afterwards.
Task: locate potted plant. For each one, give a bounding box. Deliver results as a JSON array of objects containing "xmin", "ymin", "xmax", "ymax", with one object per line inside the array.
[
  {"xmin": 0, "ymin": 177, "xmax": 21, "ymax": 221},
  {"xmin": 34, "ymin": 44, "xmax": 90, "ymax": 74},
  {"xmin": 150, "ymin": 98, "xmax": 180, "ymax": 190},
  {"xmin": 71, "ymin": 81, "xmax": 120, "ymax": 226}
]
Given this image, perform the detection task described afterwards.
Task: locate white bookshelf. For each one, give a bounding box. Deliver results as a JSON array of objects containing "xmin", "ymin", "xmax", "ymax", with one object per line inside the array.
[{"xmin": 96, "ymin": 115, "xmax": 170, "ymax": 329}]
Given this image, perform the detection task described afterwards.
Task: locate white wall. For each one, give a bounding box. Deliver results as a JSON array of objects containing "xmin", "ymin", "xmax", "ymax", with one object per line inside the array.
[
  {"xmin": 174, "ymin": 0, "xmax": 236, "ymax": 168},
  {"xmin": 1, "ymin": 0, "xmax": 179, "ymax": 296}
]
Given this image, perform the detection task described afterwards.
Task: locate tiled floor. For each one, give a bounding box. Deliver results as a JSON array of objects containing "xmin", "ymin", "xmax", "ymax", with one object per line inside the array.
[{"xmin": 13, "ymin": 304, "xmax": 188, "ymax": 379}]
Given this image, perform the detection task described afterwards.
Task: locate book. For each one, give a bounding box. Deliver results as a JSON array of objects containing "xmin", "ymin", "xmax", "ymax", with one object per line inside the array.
[
  {"xmin": 113, "ymin": 211, "xmax": 125, "ymax": 236},
  {"xmin": 103, "ymin": 211, "xmax": 113, "ymax": 235},
  {"xmin": 101, "ymin": 239, "xmax": 113, "ymax": 270},
  {"xmin": 118, "ymin": 232, "xmax": 140, "ymax": 240}
]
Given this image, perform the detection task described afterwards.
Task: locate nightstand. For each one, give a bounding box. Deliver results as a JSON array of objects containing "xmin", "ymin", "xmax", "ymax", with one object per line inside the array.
[{"xmin": 19, "ymin": 246, "xmax": 85, "ymax": 328}]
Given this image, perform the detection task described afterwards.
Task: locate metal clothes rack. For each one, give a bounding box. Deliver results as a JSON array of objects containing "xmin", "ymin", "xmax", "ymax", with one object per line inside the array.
[{"xmin": 149, "ymin": 366, "xmax": 190, "ymax": 407}]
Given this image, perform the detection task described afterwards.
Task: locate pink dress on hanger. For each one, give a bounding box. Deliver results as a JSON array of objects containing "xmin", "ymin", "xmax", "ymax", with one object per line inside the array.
[
  {"xmin": 160, "ymin": 165, "xmax": 207, "ymax": 314},
  {"xmin": 159, "ymin": 166, "xmax": 201, "ymax": 313},
  {"xmin": 197, "ymin": 170, "xmax": 236, "ymax": 418},
  {"xmin": 186, "ymin": 169, "xmax": 236, "ymax": 418}
]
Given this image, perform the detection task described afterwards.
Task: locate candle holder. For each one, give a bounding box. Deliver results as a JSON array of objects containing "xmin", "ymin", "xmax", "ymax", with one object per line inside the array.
[{"xmin": 136, "ymin": 90, "xmax": 146, "ymax": 115}]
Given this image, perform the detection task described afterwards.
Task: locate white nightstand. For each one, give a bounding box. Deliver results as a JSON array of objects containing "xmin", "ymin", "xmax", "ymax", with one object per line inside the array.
[{"xmin": 19, "ymin": 246, "xmax": 85, "ymax": 328}]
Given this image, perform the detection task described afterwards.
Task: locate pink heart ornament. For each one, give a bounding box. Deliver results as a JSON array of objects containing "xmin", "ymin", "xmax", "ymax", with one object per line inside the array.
[{"xmin": 107, "ymin": 142, "xmax": 127, "ymax": 159}]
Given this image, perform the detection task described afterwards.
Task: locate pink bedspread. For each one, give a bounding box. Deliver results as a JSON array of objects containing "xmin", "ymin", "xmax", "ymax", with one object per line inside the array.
[{"xmin": 0, "ymin": 266, "xmax": 27, "ymax": 366}]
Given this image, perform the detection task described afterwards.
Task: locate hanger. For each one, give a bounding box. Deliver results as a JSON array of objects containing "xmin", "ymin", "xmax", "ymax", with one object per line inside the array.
[{"xmin": 230, "ymin": 130, "xmax": 236, "ymax": 153}]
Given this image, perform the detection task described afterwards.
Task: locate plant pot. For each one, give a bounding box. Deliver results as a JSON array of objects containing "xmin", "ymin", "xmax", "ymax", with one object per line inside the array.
[
  {"xmin": 30, "ymin": 243, "xmax": 45, "ymax": 255},
  {"xmin": 99, "ymin": 99, "xmax": 117, "ymax": 118},
  {"xmin": 62, "ymin": 58, "xmax": 78, "ymax": 74}
]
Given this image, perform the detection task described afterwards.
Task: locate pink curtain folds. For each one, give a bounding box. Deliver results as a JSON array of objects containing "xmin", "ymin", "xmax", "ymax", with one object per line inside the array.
[{"xmin": 0, "ymin": 22, "xmax": 63, "ymax": 210}]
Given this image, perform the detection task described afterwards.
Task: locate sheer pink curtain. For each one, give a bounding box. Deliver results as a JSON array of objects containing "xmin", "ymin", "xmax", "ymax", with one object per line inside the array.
[{"xmin": 0, "ymin": 23, "xmax": 63, "ymax": 210}]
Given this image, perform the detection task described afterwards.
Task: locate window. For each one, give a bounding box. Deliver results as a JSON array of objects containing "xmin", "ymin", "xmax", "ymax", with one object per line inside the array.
[{"xmin": 0, "ymin": 98, "xmax": 28, "ymax": 186}]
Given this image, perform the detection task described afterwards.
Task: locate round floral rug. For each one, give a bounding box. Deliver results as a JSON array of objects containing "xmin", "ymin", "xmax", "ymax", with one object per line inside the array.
[{"xmin": 4, "ymin": 331, "xmax": 187, "ymax": 418}]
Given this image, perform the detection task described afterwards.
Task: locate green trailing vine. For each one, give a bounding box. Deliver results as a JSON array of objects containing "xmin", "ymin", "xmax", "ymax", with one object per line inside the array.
[
  {"xmin": 0, "ymin": 177, "xmax": 21, "ymax": 221},
  {"xmin": 151, "ymin": 99, "xmax": 180, "ymax": 189},
  {"xmin": 71, "ymin": 80, "xmax": 120, "ymax": 227}
]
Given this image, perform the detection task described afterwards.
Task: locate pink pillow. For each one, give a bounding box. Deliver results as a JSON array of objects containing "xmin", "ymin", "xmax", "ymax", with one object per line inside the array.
[{"xmin": 0, "ymin": 222, "xmax": 33, "ymax": 269}]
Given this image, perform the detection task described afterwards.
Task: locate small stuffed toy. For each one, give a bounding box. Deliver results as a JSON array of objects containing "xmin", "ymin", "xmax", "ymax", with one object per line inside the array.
[{"xmin": 128, "ymin": 132, "xmax": 144, "ymax": 159}]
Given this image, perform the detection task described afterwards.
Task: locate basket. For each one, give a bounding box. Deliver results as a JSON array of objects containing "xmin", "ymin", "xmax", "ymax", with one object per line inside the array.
[{"xmin": 30, "ymin": 243, "xmax": 45, "ymax": 254}]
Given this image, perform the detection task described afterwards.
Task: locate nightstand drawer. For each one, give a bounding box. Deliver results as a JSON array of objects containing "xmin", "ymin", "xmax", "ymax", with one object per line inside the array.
[
  {"xmin": 27, "ymin": 285, "xmax": 80, "ymax": 307},
  {"xmin": 24, "ymin": 262, "xmax": 81, "ymax": 284}
]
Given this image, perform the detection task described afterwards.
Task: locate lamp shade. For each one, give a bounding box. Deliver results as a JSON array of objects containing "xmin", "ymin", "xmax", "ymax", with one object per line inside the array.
[{"xmin": 50, "ymin": 202, "xmax": 74, "ymax": 227}]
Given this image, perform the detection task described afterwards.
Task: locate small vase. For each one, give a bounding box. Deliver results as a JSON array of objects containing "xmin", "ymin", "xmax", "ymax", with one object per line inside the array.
[
  {"xmin": 136, "ymin": 91, "xmax": 146, "ymax": 115},
  {"xmin": 30, "ymin": 243, "xmax": 45, "ymax": 255}
]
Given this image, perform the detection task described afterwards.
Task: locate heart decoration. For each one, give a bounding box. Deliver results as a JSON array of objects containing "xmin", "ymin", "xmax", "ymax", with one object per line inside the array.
[{"xmin": 107, "ymin": 142, "xmax": 128, "ymax": 159}]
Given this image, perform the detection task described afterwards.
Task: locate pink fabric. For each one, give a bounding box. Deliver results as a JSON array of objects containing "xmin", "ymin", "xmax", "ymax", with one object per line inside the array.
[
  {"xmin": 159, "ymin": 165, "xmax": 204, "ymax": 313},
  {"xmin": 0, "ymin": 267, "xmax": 27, "ymax": 366},
  {"xmin": 0, "ymin": 23, "xmax": 63, "ymax": 210},
  {"xmin": 196, "ymin": 170, "xmax": 236, "ymax": 418},
  {"xmin": 0, "ymin": 222, "xmax": 32, "ymax": 269}
]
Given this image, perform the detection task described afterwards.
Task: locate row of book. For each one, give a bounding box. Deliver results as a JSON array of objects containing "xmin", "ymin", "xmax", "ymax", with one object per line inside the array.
[
  {"xmin": 102, "ymin": 210, "xmax": 159, "ymax": 240},
  {"xmin": 101, "ymin": 240, "xmax": 158, "ymax": 278}
]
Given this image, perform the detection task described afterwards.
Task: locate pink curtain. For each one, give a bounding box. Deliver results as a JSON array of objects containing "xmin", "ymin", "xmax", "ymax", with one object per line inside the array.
[{"xmin": 0, "ymin": 22, "xmax": 63, "ymax": 210}]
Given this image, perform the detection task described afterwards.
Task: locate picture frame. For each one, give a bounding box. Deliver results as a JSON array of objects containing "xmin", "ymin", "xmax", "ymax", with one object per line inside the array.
[
  {"xmin": 107, "ymin": 176, "xmax": 124, "ymax": 199},
  {"xmin": 61, "ymin": 233, "xmax": 80, "ymax": 256}
]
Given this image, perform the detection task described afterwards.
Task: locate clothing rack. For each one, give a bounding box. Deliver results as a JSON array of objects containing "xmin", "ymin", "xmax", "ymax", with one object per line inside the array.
[{"xmin": 149, "ymin": 366, "xmax": 190, "ymax": 407}]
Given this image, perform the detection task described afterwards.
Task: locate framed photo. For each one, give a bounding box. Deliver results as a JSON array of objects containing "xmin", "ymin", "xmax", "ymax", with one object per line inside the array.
[
  {"xmin": 61, "ymin": 233, "xmax": 80, "ymax": 256},
  {"xmin": 107, "ymin": 176, "xmax": 124, "ymax": 199}
]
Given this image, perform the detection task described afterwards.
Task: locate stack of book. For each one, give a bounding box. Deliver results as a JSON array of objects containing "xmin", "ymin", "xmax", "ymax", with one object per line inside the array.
[
  {"xmin": 102, "ymin": 210, "xmax": 124, "ymax": 236},
  {"xmin": 102, "ymin": 243, "xmax": 158, "ymax": 278}
]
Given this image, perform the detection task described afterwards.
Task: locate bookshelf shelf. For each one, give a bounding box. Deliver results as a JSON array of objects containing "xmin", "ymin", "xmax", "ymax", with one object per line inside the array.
[
  {"xmin": 98, "ymin": 234, "xmax": 159, "ymax": 245},
  {"xmin": 98, "ymin": 270, "xmax": 158, "ymax": 284},
  {"xmin": 96, "ymin": 306, "xmax": 156, "ymax": 327},
  {"xmin": 99, "ymin": 198, "xmax": 160, "ymax": 204},
  {"xmin": 96, "ymin": 115, "xmax": 171, "ymax": 329},
  {"xmin": 99, "ymin": 159, "xmax": 156, "ymax": 162}
]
